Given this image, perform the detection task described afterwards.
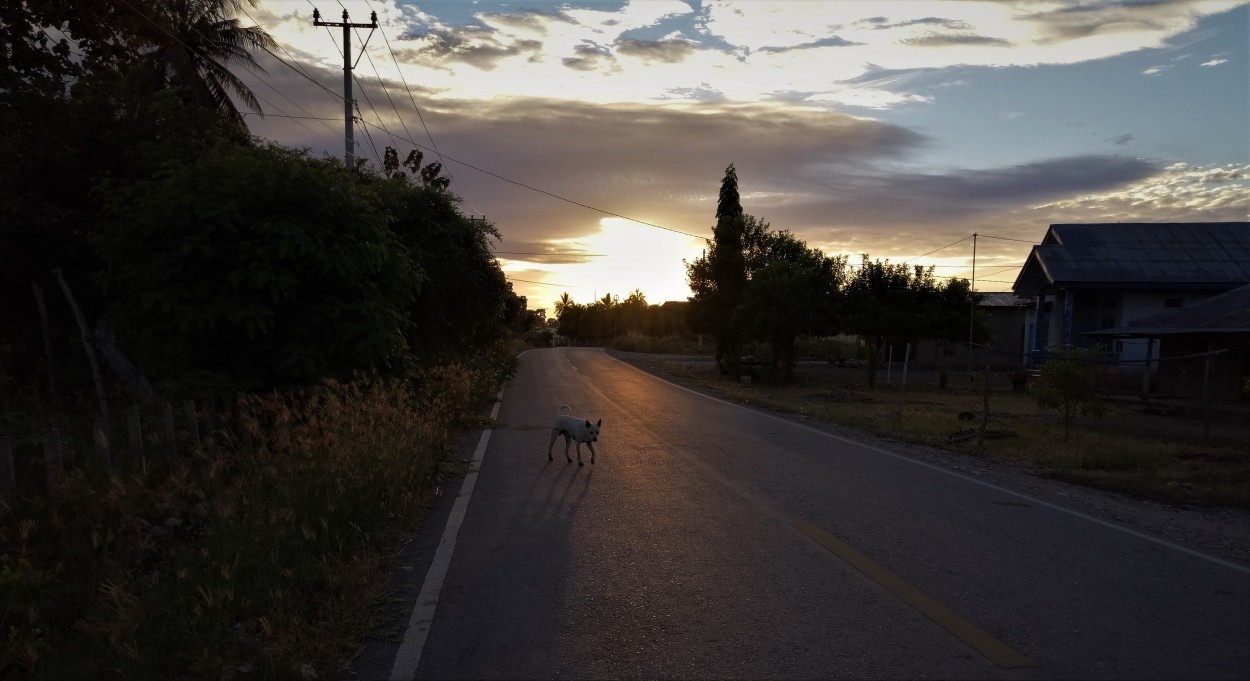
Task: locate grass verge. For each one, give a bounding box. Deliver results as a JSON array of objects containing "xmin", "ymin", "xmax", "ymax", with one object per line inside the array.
[{"xmin": 630, "ymin": 357, "xmax": 1250, "ymax": 508}]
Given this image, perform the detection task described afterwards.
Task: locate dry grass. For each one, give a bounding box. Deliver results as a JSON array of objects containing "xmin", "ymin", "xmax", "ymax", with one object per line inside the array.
[
  {"xmin": 639, "ymin": 358, "xmax": 1250, "ymax": 508},
  {"xmin": 0, "ymin": 348, "xmax": 516, "ymax": 680}
]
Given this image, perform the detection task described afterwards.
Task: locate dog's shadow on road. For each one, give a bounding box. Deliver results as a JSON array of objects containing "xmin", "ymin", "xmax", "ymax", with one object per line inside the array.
[{"xmin": 531, "ymin": 457, "xmax": 593, "ymax": 523}]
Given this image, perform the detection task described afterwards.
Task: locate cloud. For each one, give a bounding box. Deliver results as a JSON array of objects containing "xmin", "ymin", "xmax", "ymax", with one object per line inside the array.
[
  {"xmin": 1030, "ymin": 162, "xmax": 1250, "ymax": 221},
  {"xmin": 562, "ymin": 42, "xmax": 616, "ymax": 71},
  {"xmin": 1201, "ymin": 57, "xmax": 1229, "ymax": 66},
  {"xmin": 901, "ymin": 33, "xmax": 1012, "ymax": 48},
  {"xmin": 481, "ymin": 8, "xmax": 576, "ymax": 33},
  {"xmin": 1019, "ymin": 1, "xmax": 1236, "ymax": 44},
  {"xmin": 615, "ymin": 38, "xmax": 700, "ymax": 63},
  {"xmin": 860, "ymin": 16, "xmax": 975, "ymax": 31},
  {"xmin": 756, "ymin": 36, "xmax": 860, "ymax": 54},
  {"xmin": 399, "ymin": 28, "xmax": 543, "ymax": 71}
]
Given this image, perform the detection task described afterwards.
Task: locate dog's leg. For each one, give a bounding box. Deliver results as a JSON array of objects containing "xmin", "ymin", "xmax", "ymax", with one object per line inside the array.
[
  {"xmin": 547, "ymin": 428, "xmax": 560, "ymax": 461},
  {"xmin": 586, "ymin": 441, "xmax": 596, "ymax": 465},
  {"xmin": 574, "ymin": 441, "xmax": 584, "ymax": 467},
  {"xmin": 563, "ymin": 433, "xmax": 573, "ymax": 463}
]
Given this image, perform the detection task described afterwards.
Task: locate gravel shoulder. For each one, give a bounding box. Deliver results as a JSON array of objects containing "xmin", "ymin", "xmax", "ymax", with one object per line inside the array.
[{"xmin": 606, "ymin": 349, "xmax": 1250, "ymax": 569}]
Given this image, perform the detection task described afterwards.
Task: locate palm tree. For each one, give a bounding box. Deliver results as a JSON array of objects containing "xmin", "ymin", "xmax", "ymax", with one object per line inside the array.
[
  {"xmin": 554, "ymin": 292, "xmax": 574, "ymax": 317},
  {"xmin": 131, "ymin": 0, "xmax": 275, "ymax": 126}
]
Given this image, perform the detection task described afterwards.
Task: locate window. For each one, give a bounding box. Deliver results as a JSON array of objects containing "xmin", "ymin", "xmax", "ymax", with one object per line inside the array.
[{"xmin": 1164, "ymin": 298, "xmax": 1184, "ymax": 308}]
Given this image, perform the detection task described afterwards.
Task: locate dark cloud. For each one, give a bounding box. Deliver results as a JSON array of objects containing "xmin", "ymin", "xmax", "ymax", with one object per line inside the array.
[
  {"xmin": 1108, "ymin": 133, "xmax": 1134, "ymax": 146},
  {"xmin": 397, "ymin": 28, "xmax": 543, "ymax": 71},
  {"xmin": 615, "ymin": 38, "xmax": 698, "ymax": 63},
  {"xmin": 1020, "ymin": 2, "xmax": 1176, "ymax": 44},
  {"xmin": 493, "ymin": 240, "xmax": 604, "ymax": 265},
  {"xmin": 233, "ymin": 52, "xmax": 1177, "ymax": 274},
  {"xmin": 561, "ymin": 42, "xmax": 615, "ymax": 71},
  {"xmin": 901, "ymin": 33, "xmax": 1012, "ymax": 47},
  {"xmin": 756, "ymin": 36, "xmax": 860, "ymax": 54},
  {"xmin": 860, "ymin": 16, "xmax": 974, "ymax": 31}
]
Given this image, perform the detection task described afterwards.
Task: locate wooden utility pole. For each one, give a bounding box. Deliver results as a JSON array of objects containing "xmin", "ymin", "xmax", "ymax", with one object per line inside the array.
[{"xmin": 313, "ymin": 7, "xmax": 377, "ymax": 167}]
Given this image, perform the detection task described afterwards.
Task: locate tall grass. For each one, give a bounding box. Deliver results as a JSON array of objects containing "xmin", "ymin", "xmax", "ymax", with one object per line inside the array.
[{"xmin": 0, "ymin": 350, "xmax": 515, "ymax": 680}]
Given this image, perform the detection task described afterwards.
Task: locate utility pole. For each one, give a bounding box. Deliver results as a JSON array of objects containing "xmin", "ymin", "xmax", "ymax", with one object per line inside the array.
[
  {"xmin": 968, "ymin": 232, "xmax": 977, "ymax": 373},
  {"xmin": 313, "ymin": 7, "xmax": 377, "ymax": 167}
]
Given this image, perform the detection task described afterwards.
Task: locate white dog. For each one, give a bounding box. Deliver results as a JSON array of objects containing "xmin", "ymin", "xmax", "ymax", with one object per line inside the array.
[{"xmin": 548, "ymin": 404, "xmax": 602, "ymax": 466}]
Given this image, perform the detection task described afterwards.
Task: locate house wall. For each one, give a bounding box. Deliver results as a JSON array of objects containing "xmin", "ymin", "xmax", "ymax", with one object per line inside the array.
[{"xmin": 1028, "ymin": 288, "xmax": 1230, "ymax": 363}]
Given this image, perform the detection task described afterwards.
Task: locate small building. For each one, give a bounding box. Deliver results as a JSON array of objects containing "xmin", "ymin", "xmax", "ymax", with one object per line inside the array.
[
  {"xmin": 1012, "ymin": 222, "xmax": 1250, "ymax": 366},
  {"xmin": 911, "ymin": 292, "xmax": 1033, "ymax": 369}
]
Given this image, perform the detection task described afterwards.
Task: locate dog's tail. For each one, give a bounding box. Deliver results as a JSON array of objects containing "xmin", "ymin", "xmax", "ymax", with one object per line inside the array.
[{"xmin": 558, "ymin": 404, "xmax": 572, "ymax": 414}]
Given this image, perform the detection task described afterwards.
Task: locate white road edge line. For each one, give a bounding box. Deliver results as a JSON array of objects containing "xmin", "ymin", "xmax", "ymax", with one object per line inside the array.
[
  {"xmin": 389, "ymin": 388, "xmax": 505, "ymax": 680},
  {"xmin": 605, "ymin": 350, "xmax": 1250, "ymax": 575}
]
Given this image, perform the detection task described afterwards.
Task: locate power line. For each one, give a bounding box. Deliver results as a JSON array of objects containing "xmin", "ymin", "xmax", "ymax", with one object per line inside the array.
[
  {"xmin": 352, "ymin": 73, "xmax": 399, "ymax": 151},
  {"xmin": 359, "ymin": 0, "xmax": 442, "ymax": 162},
  {"xmin": 494, "ymin": 251, "xmax": 609, "ymax": 257},
  {"xmin": 355, "ymin": 119, "xmax": 707, "ymax": 239},
  {"xmin": 244, "ymin": 113, "xmax": 337, "ymax": 121},
  {"xmin": 506, "ymin": 277, "xmax": 588, "ymax": 288},
  {"xmin": 354, "ymin": 100, "xmax": 385, "ymax": 168},
  {"xmin": 979, "ymin": 234, "xmax": 1038, "ymax": 244},
  {"xmin": 900, "ymin": 235, "xmax": 973, "ymax": 264}
]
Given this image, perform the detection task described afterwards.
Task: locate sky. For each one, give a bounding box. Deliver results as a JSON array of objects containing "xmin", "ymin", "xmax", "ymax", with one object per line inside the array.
[{"xmin": 237, "ymin": 0, "xmax": 1250, "ymax": 311}]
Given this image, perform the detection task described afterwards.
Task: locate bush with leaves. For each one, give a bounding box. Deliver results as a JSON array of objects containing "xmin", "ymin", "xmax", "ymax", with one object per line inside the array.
[
  {"xmin": 1032, "ymin": 345, "xmax": 1108, "ymax": 440},
  {"xmin": 91, "ymin": 138, "xmax": 420, "ymax": 387}
]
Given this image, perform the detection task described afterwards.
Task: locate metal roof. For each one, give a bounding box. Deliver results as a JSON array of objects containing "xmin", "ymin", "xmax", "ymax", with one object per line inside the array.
[
  {"xmin": 977, "ymin": 292, "xmax": 1032, "ymax": 308},
  {"xmin": 1014, "ymin": 222, "xmax": 1250, "ymax": 296},
  {"xmin": 1086, "ymin": 283, "xmax": 1250, "ymax": 337}
]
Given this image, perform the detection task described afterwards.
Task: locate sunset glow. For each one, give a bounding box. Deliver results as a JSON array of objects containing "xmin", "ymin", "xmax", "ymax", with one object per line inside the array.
[{"xmin": 239, "ymin": 0, "xmax": 1250, "ymax": 307}]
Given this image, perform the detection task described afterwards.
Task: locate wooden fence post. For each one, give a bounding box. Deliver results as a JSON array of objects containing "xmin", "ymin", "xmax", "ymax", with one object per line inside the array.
[
  {"xmin": 44, "ymin": 428, "xmax": 63, "ymax": 486},
  {"xmin": 184, "ymin": 400, "xmax": 200, "ymax": 446},
  {"xmin": 162, "ymin": 402, "xmax": 176, "ymax": 454},
  {"xmin": 0, "ymin": 436, "xmax": 14, "ymax": 498},
  {"xmin": 128, "ymin": 409, "xmax": 144, "ymax": 461},
  {"xmin": 93, "ymin": 416, "xmax": 111, "ymax": 471}
]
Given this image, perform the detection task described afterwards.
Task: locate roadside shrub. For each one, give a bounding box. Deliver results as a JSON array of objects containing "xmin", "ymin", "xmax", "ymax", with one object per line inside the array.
[
  {"xmin": 0, "ymin": 366, "xmax": 500, "ymax": 680},
  {"xmin": 1032, "ymin": 345, "xmax": 1107, "ymax": 440}
]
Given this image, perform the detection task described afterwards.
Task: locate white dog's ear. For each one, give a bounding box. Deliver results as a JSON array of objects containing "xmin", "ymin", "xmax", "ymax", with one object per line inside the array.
[
  {"xmin": 596, "ymin": 419, "xmax": 602, "ymax": 426},
  {"xmin": 584, "ymin": 420, "xmax": 592, "ymax": 428}
]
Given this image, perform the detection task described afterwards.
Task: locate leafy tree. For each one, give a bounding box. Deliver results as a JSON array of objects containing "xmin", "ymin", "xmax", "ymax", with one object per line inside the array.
[
  {"xmin": 618, "ymin": 290, "xmax": 649, "ymax": 336},
  {"xmin": 688, "ymin": 164, "xmax": 748, "ymax": 376},
  {"xmin": 842, "ymin": 257, "xmax": 930, "ymax": 387},
  {"xmin": 373, "ymin": 161, "xmax": 510, "ymax": 362},
  {"xmin": 924, "ymin": 278, "xmax": 986, "ymax": 386},
  {"xmin": 1032, "ymin": 345, "xmax": 1107, "ymax": 440},
  {"xmin": 738, "ymin": 231, "xmax": 846, "ymax": 380},
  {"xmin": 91, "ymin": 138, "xmax": 420, "ymax": 385}
]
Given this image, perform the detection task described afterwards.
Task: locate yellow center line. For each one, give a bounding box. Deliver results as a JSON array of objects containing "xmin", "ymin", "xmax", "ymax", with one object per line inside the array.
[{"xmin": 792, "ymin": 520, "xmax": 1035, "ymax": 669}]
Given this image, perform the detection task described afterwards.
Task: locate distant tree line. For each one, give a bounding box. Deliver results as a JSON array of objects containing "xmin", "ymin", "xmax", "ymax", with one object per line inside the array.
[
  {"xmin": 0, "ymin": 0, "xmax": 539, "ymax": 408},
  {"xmin": 554, "ymin": 165, "xmax": 987, "ymax": 384},
  {"xmin": 552, "ymin": 291, "xmax": 691, "ymax": 345},
  {"xmin": 688, "ymin": 164, "xmax": 986, "ymax": 383}
]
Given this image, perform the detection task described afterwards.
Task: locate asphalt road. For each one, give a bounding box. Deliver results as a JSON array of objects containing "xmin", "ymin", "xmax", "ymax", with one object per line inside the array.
[{"xmin": 352, "ymin": 347, "xmax": 1250, "ymax": 680}]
